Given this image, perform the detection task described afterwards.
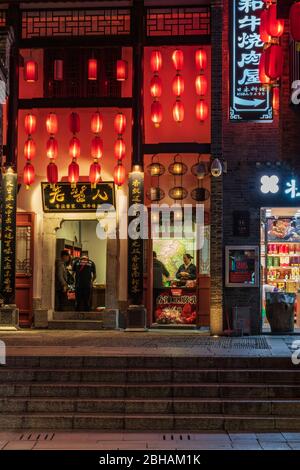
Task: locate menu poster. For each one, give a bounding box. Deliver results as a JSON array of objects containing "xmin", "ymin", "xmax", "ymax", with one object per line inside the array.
[
  {"xmin": 267, "ymin": 218, "xmax": 300, "ymax": 242},
  {"xmin": 225, "ymin": 246, "xmax": 259, "ymax": 288}
]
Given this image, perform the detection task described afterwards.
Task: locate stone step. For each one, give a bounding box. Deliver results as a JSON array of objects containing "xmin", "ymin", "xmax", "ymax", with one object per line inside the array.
[
  {"xmin": 53, "ymin": 311, "xmax": 103, "ymax": 321},
  {"xmin": 47, "ymin": 320, "xmax": 103, "ymax": 330},
  {"xmin": 0, "ymin": 413, "xmax": 300, "ymax": 431},
  {"xmin": 0, "ymin": 397, "xmax": 299, "ymax": 415},
  {"xmin": 1, "ymin": 368, "xmax": 300, "ymax": 383}
]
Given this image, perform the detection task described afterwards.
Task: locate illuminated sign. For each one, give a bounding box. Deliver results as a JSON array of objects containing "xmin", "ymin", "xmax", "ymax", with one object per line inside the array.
[
  {"xmin": 230, "ymin": 0, "xmax": 272, "ymax": 122},
  {"xmin": 259, "ymin": 175, "xmax": 300, "ymax": 200},
  {"xmin": 260, "ymin": 175, "xmax": 279, "ymax": 194}
]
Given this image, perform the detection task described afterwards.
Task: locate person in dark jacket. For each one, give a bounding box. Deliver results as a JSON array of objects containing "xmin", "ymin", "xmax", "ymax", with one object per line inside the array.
[
  {"xmin": 153, "ymin": 251, "xmax": 169, "ymax": 310},
  {"xmin": 176, "ymin": 253, "xmax": 197, "ymax": 280},
  {"xmin": 55, "ymin": 250, "xmax": 71, "ymax": 310},
  {"xmin": 73, "ymin": 252, "xmax": 96, "ymax": 311}
]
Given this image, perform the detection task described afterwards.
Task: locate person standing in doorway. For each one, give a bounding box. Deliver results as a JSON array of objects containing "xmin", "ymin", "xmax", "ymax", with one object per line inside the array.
[
  {"xmin": 73, "ymin": 251, "xmax": 96, "ymax": 311},
  {"xmin": 153, "ymin": 251, "xmax": 170, "ymax": 310},
  {"xmin": 55, "ymin": 250, "xmax": 71, "ymax": 311}
]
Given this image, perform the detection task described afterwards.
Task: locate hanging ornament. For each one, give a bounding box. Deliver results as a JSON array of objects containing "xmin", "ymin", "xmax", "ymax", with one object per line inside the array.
[
  {"xmin": 24, "ymin": 138, "xmax": 36, "ymax": 160},
  {"xmin": 172, "ymin": 100, "xmax": 184, "ymax": 123},
  {"xmin": 89, "ymin": 160, "xmax": 102, "ymax": 186},
  {"xmin": 69, "ymin": 112, "xmax": 80, "ymax": 134},
  {"xmin": 266, "ymin": 4, "xmax": 284, "ymax": 38},
  {"xmin": 146, "ymin": 187, "xmax": 165, "ymax": 202},
  {"xmin": 116, "ymin": 60, "xmax": 128, "ymax": 81},
  {"xmin": 259, "ymin": 50, "xmax": 272, "ymax": 85},
  {"xmin": 24, "ymin": 59, "xmax": 38, "ymax": 82},
  {"xmin": 191, "ymin": 187, "xmax": 211, "ymax": 202},
  {"xmin": 195, "ymin": 99, "xmax": 208, "ymax": 122},
  {"xmin": 172, "ymin": 50, "xmax": 184, "ymax": 71},
  {"xmin": 114, "ymin": 138, "xmax": 126, "ymax": 160},
  {"xmin": 24, "ymin": 113, "xmax": 36, "ymax": 135},
  {"xmin": 195, "ymin": 75, "xmax": 208, "ymax": 96},
  {"xmin": 91, "ymin": 112, "xmax": 103, "ymax": 134},
  {"xmin": 91, "ymin": 136, "xmax": 103, "ymax": 160},
  {"xmin": 68, "ymin": 159, "xmax": 80, "ymax": 186},
  {"xmin": 114, "ymin": 112, "xmax": 126, "ymax": 135},
  {"xmin": 195, "ymin": 49, "xmax": 207, "ymax": 72},
  {"xmin": 54, "ymin": 59, "xmax": 63, "ymax": 81},
  {"xmin": 150, "ymin": 50, "xmax": 162, "ymax": 73},
  {"xmin": 211, "ymin": 158, "xmax": 223, "ymax": 177},
  {"xmin": 272, "ymin": 85, "xmax": 280, "ymax": 112},
  {"xmin": 47, "ymin": 161, "xmax": 58, "ymax": 185},
  {"xmin": 69, "ymin": 136, "xmax": 80, "ymax": 159},
  {"xmin": 168, "ymin": 154, "xmax": 187, "ymax": 176},
  {"xmin": 150, "ymin": 76, "xmax": 162, "ymax": 98},
  {"xmin": 169, "ymin": 186, "xmax": 188, "ymax": 201},
  {"xmin": 172, "ymin": 74, "xmax": 184, "ymax": 97},
  {"xmin": 46, "ymin": 113, "xmax": 58, "ymax": 135},
  {"xmin": 290, "ymin": 2, "xmax": 300, "ymax": 43},
  {"xmin": 46, "ymin": 137, "xmax": 58, "ymax": 160},
  {"xmin": 23, "ymin": 162, "xmax": 35, "ymax": 189},
  {"xmin": 88, "ymin": 58, "xmax": 98, "ymax": 80},
  {"xmin": 191, "ymin": 158, "xmax": 208, "ymax": 180},
  {"xmin": 114, "ymin": 162, "xmax": 126, "ymax": 187},
  {"xmin": 260, "ymin": 9, "xmax": 271, "ymax": 44},
  {"xmin": 264, "ymin": 44, "xmax": 283, "ymax": 80}
]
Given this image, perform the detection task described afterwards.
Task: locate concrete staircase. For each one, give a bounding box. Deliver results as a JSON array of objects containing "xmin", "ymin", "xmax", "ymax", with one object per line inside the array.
[
  {"xmin": 1, "ymin": 356, "xmax": 300, "ymax": 431},
  {"xmin": 48, "ymin": 311, "xmax": 103, "ymax": 330}
]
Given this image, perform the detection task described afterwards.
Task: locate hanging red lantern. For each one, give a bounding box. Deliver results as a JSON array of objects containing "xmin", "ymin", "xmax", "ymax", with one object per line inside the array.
[
  {"xmin": 88, "ymin": 58, "xmax": 97, "ymax": 80},
  {"xmin": 114, "ymin": 162, "xmax": 126, "ymax": 187},
  {"xmin": 68, "ymin": 160, "xmax": 80, "ymax": 185},
  {"xmin": 259, "ymin": 50, "xmax": 272, "ymax": 85},
  {"xmin": 46, "ymin": 113, "xmax": 58, "ymax": 135},
  {"xmin": 89, "ymin": 160, "xmax": 102, "ymax": 185},
  {"xmin": 173, "ymin": 100, "xmax": 184, "ymax": 123},
  {"xmin": 114, "ymin": 138, "xmax": 126, "ymax": 160},
  {"xmin": 266, "ymin": 4, "xmax": 284, "ymax": 38},
  {"xmin": 46, "ymin": 137, "xmax": 58, "ymax": 159},
  {"xmin": 260, "ymin": 9, "xmax": 271, "ymax": 43},
  {"xmin": 24, "ymin": 113, "xmax": 36, "ymax": 135},
  {"xmin": 91, "ymin": 136, "xmax": 103, "ymax": 159},
  {"xmin": 114, "ymin": 113, "xmax": 126, "ymax": 134},
  {"xmin": 172, "ymin": 74, "xmax": 184, "ymax": 97},
  {"xmin": 290, "ymin": 2, "xmax": 300, "ymax": 42},
  {"xmin": 195, "ymin": 75, "xmax": 208, "ymax": 96},
  {"xmin": 151, "ymin": 101, "xmax": 162, "ymax": 127},
  {"xmin": 91, "ymin": 112, "xmax": 103, "ymax": 134},
  {"xmin": 23, "ymin": 162, "xmax": 35, "ymax": 188},
  {"xmin": 150, "ymin": 76, "xmax": 162, "ymax": 98},
  {"xmin": 69, "ymin": 136, "xmax": 80, "ymax": 159},
  {"xmin": 116, "ymin": 59, "xmax": 128, "ymax": 81},
  {"xmin": 54, "ymin": 59, "xmax": 63, "ymax": 81},
  {"xmin": 69, "ymin": 112, "xmax": 80, "ymax": 134},
  {"xmin": 172, "ymin": 50, "xmax": 184, "ymax": 71},
  {"xmin": 195, "ymin": 99, "xmax": 208, "ymax": 122},
  {"xmin": 195, "ymin": 49, "xmax": 207, "ymax": 71},
  {"xmin": 24, "ymin": 138, "xmax": 36, "ymax": 160},
  {"xmin": 150, "ymin": 50, "xmax": 162, "ymax": 73},
  {"xmin": 272, "ymin": 86, "xmax": 280, "ymax": 111},
  {"xmin": 265, "ymin": 44, "xmax": 283, "ymax": 80},
  {"xmin": 47, "ymin": 161, "xmax": 58, "ymax": 184},
  {"xmin": 24, "ymin": 59, "xmax": 38, "ymax": 82}
]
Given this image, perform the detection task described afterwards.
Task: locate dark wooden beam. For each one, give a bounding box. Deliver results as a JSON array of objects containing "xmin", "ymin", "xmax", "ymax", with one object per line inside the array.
[
  {"xmin": 20, "ymin": 36, "xmax": 134, "ymax": 49},
  {"xmin": 143, "ymin": 143, "xmax": 211, "ymax": 155},
  {"xmin": 18, "ymin": 97, "xmax": 133, "ymax": 109},
  {"xmin": 144, "ymin": 35, "xmax": 211, "ymax": 47}
]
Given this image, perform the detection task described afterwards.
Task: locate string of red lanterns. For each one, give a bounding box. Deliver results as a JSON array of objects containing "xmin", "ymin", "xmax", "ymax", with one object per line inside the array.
[
  {"xmin": 89, "ymin": 111, "xmax": 103, "ymax": 187},
  {"xmin": 114, "ymin": 112, "xmax": 126, "ymax": 187},
  {"xmin": 172, "ymin": 49, "xmax": 184, "ymax": 123},
  {"xmin": 23, "ymin": 113, "xmax": 36, "ymax": 189},
  {"xmin": 68, "ymin": 112, "xmax": 80, "ymax": 186},
  {"xmin": 195, "ymin": 48, "xmax": 208, "ymax": 123},
  {"xmin": 46, "ymin": 113, "xmax": 59, "ymax": 186},
  {"xmin": 150, "ymin": 50, "xmax": 163, "ymax": 128}
]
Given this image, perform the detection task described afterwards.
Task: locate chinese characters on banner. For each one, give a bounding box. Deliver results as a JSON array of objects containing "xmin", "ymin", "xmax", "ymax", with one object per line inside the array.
[
  {"xmin": 230, "ymin": 0, "xmax": 273, "ymax": 121},
  {"xmin": 128, "ymin": 171, "xmax": 144, "ymax": 303},
  {"xmin": 1, "ymin": 170, "xmax": 17, "ymax": 304},
  {"xmin": 42, "ymin": 182, "xmax": 115, "ymax": 212}
]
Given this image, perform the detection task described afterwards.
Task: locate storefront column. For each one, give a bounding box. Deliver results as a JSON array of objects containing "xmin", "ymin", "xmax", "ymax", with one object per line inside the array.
[{"xmin": 105, "ymin": 237, "xmax": 119, "ymax": 310}]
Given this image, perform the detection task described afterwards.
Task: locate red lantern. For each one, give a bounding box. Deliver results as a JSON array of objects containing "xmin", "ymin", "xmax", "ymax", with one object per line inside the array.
[
  {"xmin": 24, "ymin": 113, "xmax": 36, "ymax": 135},
  {"xmin": 172, "ymin": 50, "xmax": 184, "ymax": 71},
  {"xmin": 47, "ymin": 161, "xmax": 58, "ymax": 184},
  {"xmin": 150, "ymin": 76, "xmax": 162, "ymax": 98},
  {"xmin": 114, "ymin": 113, "xmax": 126, "ymax": 134},
  {"xmin": 114, "ymin": 162, "xmax": 126, "ymax": 187},
  {"xmin": 88, "ymin": 58, "xmax": 97, "ymax": 80},
  {"xmin": 290, "ymin": 2, "xmax": 300, "ymax": 42},
  {"xmin": 116, "ymin": 59, "xmax": 128, "ymax": 81},
  {"xmin": 68, "ymin": 160, "xmax": 79, "ymax": 185},
  {"xmin": 195, "ymin": 99, "xmax": 208, "ymax": 122},
  {"xmin": 265, "ymin": 44, "xmax": 283, "ymax": 80},
  {"xmin": 91, "ymin": 136, "xmax": 103, "ymax": 159},
  {"xmin": 24, "ymin": 138, "xmax": 36, "ymax": 160},
  {"xmin": 69, "ymin": 112, "xmax": 80, "ymax": 134},
  {"xmin": 151, "ymin": 101, "xmax": 162, "ymax": 127},
  {"xmin": 150, "ymin": 51, "xmax": 162, "ymax": 73},
  {"xmin": 260, "ymin": 9, "xmax": 271, "ymax": 43},
  {"xmin": 69, "ymin": 136, "xmax": 80, "ymax": 159},
  {"xmin": 46, "ymin": 137, "xmax": 58, "ymax": 159},
  {"xmin": 195, "ymin": 75, "xmax": 208, "ymax": 96},
  {"xmin": 91, "ymin": 112, "xmax": 103, "ymax": 134},
  {"xmin": 273, "ymin": 86, "xmax": 280, "ymax": 111},
  {"xmin": 266, "ymin": 4, "xmax": 284, "ymax": 38},
  {"xmin": 89, "ymin": 161, "xmax": 102, "ymax": 185},
  {"xmin": 24, "ymin": 59, "xmax": 38, "ymax": 82},
  {"xmin": 259, "ymin": 51, "xmax": 272, "ymax": 85},
  {"xmin": 172, "ymin": 74, "xmax": 184, "ymax": 97},
  {"xmin": 54, "ymin": 59, "xmax": 63, "ymax": 81},
  {"xmin": 114, "ymin": 138, "xmax": 126, "ymax": 160},
  {"xmin": 195, "ymin": 49, "xmax": 207, "ymax": 71},
  {"xmin": 46, "ymin": 113, "xmax": 58, "ymax": 135},
  {"xmin": 173, "ymin": 100, "xmax": 184, "ymax": 123},
  {"xmin": 23, "ymin": 162, "xmax": 35, "ymax": 188}
]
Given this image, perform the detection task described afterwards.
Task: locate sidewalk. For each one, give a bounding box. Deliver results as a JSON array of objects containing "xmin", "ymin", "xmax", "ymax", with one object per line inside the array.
[
  {"xmin": 0, "ymin": 431, "xmax": 300, "ymax": 450},
  {"xmin": 0, "ymin": 330, "xmax": 298, "ymax": 357}
]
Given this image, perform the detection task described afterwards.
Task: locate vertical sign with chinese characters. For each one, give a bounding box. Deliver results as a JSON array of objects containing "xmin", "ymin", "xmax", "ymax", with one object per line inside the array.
[
  {"xmin": 230, "ymin": 0, "xmax": 273, "ymax": 121},
  {"xmin": 1, "ymin": 170, "xmax": 17, "ymax": 304},
  {"xmin": 128, "ymin": 171, "xmax": 144, "ymax": 304}
]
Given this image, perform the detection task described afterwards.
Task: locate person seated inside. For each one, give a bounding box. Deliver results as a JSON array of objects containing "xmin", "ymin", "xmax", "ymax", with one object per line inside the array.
[{"xmin": 176, "ymin": 253, "xmax": 197, "ymax": 281}]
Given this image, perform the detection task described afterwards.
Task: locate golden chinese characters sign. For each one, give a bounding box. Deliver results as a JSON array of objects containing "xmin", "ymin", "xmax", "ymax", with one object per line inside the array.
[{"xmin": 42, "ymin": 182, "xmax": 115, "ymax": 212}]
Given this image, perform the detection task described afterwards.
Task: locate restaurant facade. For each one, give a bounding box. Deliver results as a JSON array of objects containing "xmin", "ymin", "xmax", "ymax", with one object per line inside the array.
[{"xmin": 0, "ymin": 0, "xmax": 299, "ymax": 335}]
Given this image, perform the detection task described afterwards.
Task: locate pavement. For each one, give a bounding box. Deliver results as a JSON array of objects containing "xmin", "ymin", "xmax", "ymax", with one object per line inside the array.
[
  {"xmin": 0, "ymin": 431, "xmax": 300, "ymax": 450},
  {"xmin": 0, "ymin": 330, "xmax": 298, "ymax": 357}
]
